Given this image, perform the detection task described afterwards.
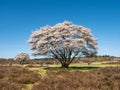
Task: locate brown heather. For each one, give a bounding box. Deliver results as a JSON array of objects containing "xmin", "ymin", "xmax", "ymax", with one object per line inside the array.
[
  {"xmin": 0, "ymin": 65, "xmax": 120, "ymax": 90},
  {"xmin": 0, "ymin": 66, "xmax": 41, "ymax": 90},
  {"xmin": 32, "ymin": 67, "xmax": 120, "ymax": 90}
]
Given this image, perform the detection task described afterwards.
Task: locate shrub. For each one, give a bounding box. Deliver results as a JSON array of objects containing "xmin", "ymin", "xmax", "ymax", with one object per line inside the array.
[
  {"xmin": 32, "ymin": 67, "xmax": 120, "ymax": 90},
  {"xmin": 0, "ymin": 80, "xmax": 24, "ymax": 90},
  {"xmin": 0, "ymin": 66, "xmax": 41, "ymax": 89}
]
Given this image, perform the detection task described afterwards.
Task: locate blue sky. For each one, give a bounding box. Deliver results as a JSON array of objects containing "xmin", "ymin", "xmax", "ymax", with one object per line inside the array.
[{"xmin": 0, "ymin": 0, "xmax": 120, "ymax": 58}]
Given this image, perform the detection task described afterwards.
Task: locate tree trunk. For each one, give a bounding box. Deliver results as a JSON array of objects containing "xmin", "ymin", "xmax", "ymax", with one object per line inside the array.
[
  {"xmin": 20, "ymin": 60, "xmax": 24, "ymax": 65},
  {"xmin": 51, "ymin": 48, "xmax": 79, "ymax": 68},
  {"xmin": 61, "ymin": 63, "xmax": 69, "ymax": 68}
]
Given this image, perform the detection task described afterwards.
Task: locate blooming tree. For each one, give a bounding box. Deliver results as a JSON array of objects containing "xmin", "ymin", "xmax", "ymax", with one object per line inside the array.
[
  {"xmin": 28, "ymin": 21, "xmax": 98, "ymax": 68},
  {"xmin": 14, "ymin": 53, "xmax": 29, "ymax": 65}
]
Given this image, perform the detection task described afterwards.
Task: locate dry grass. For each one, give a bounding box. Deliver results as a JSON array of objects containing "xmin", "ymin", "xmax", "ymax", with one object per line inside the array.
[
  {"xmin": 32, "ymin": 67, "xmax": 120, "ymax": 90},
  {"xmin": 0, "ymin": 59, "xmax": 120, "ymax": 90},
  {"xmin": 0, "ymin": 66, "xmax": 120, "ymax": 90},
  {"xmin": 0, "ymin": 66, "xmax": 41, "ymax": 90}
]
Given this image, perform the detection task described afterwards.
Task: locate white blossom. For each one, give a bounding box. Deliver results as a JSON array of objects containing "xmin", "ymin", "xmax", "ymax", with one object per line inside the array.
[
  {"xmin": 14, "ymin": 53, "xmax": 29, "ymax": 61},
  {"xmin": 28, "ymin": 21, "xmax": 98, "ymax": 55}
]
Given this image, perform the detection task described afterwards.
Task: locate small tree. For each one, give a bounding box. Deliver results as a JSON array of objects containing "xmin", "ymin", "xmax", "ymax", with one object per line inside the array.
[
  {"xmin": 28, "ymin": 21, "xmax": 98, "ymax": 68},
  {"xmin": 14, "ymin": 53, "xmax": 29, "ymax": 65}
]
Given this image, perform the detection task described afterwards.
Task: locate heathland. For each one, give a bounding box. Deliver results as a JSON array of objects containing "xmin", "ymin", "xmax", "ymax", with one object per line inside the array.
[{"xmin": 0, "ymin": 56, "xmax": 120, "ymax": 90}]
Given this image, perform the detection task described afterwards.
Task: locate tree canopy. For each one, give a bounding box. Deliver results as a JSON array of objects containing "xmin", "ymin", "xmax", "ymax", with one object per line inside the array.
[
  {"xmin": 28, "ymin": 21, "xmax": 98, "ymax": 68},
  {"xmin": 14, "ymin": 53, "xmax": 29, "ymax": 65}
]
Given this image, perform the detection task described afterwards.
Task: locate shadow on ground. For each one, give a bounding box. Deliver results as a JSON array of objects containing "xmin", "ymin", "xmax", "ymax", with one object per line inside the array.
[{"xmin": 44, "ymin": 66, "xmax": 100, "ymax": 71}]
